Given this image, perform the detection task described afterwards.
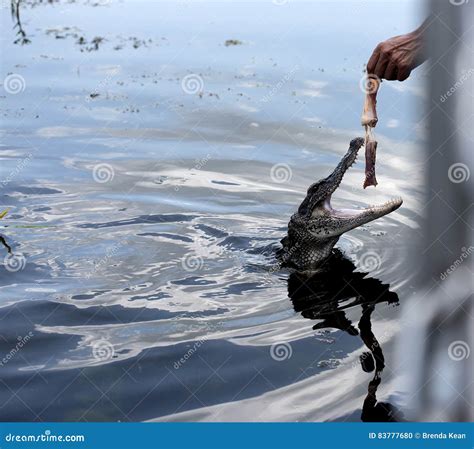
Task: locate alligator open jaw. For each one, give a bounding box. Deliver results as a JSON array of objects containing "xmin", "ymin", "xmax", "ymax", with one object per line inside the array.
[
  {"xmin": 310, "ymin": 137, "xmax": 402, "ymax": 223},
  {"xmin": 282, "ymin": 137, "xmax": 403, "ymax": 270}
]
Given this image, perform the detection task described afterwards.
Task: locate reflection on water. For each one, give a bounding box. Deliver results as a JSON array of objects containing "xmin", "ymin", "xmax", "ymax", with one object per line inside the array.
[
  {"xmin": 0, "ymin": 232, "xmax": 12, "ymax": 255},
  {"xmin": 1, "ymin": 0, "xmax": 423, "ymax": 421},
  {"xmin": 289, "ymin": 250, "xmax": 404, "ymax": 422}
]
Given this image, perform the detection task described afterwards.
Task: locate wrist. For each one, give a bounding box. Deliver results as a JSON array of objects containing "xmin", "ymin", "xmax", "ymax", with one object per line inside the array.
[{"xmin": 409, "ymin": 25, "xmax": 428, "ymax": 66}]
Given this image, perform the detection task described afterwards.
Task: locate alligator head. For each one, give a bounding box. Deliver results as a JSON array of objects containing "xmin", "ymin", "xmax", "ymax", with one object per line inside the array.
[{"xmin": 280, "ymin": 137, "xmax": 402, "ymax": 270}]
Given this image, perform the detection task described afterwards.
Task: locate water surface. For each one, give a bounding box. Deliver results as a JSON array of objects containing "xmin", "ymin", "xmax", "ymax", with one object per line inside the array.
[{"xmin": 0, "ymin": 0, "xmax": 424, "ymax": 421}]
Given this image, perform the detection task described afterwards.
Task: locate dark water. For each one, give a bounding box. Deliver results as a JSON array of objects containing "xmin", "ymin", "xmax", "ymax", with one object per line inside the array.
[{"xmin": 0, "ymin": 0, "xmax": 425, "ymax": 421}]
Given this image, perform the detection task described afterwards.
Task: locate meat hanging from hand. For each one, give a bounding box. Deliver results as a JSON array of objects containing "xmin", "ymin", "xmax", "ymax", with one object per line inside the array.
[
  {"xmin": 361, "ymin": 76, "xmax": 380, "ymax": 188},
  {"xmin": 363, "ymin": 128, "xmax": 378, "ymax": 188}
]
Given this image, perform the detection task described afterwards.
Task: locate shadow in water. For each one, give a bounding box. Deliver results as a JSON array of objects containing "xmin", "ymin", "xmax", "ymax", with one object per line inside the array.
[{"xmin": 287, "ymin": 249, "xmax": 405, "ymax": 422}]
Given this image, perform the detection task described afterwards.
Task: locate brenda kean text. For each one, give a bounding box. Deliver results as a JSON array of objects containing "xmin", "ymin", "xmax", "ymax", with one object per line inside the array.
[{"xmin": 369, "ymin": 432, "xmax": 467, "ymax": 440}]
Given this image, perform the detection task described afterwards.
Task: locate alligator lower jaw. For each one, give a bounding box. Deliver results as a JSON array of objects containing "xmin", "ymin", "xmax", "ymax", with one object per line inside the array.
[{"xmin": 322, "ymin": 197, "xmax": 403, "ymax": 219}]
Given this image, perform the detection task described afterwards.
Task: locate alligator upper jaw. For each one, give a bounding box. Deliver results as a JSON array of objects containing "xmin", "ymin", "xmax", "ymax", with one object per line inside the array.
[{"xmin": 324, "ymin": 137, "xmax": 364, "ymax": 198}]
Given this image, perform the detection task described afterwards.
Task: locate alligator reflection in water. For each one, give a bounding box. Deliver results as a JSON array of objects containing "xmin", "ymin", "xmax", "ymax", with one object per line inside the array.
[{"xmin": 287, "ymin": 249, "xmax": 405, "ymax": 422}]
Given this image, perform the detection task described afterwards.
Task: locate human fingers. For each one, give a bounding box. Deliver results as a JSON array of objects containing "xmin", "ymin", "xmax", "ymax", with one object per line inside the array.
[
  {"xmin": 373, "ymin": 55, "xmax": 389, "ymax": 80},
  {"xmin": 397, "ymin": 64, "xmax": 411, "ymax": 81},
  {"xmin": 367, "ymin": 46, "xmax": 381, "ymax": 75},
  {"xmin": 384, "ymin": 62, "xmax": 398, "ymax": 80}
]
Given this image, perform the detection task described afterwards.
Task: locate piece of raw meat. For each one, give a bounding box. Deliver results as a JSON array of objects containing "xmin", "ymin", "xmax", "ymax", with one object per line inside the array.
[{"xmin": 364, "ymin": 128, "xmax": 378, "ymax": 188}]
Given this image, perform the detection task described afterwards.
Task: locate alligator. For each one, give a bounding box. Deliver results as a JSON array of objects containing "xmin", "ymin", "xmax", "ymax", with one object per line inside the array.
[{"xmin": 279, "ymin": 137, "xmax": 402, "ymax": 270}]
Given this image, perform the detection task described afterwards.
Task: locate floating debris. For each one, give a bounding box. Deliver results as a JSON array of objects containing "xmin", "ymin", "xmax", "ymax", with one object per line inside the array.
[
  {"xmin": 317, "ymin": 359, "xmax": 341, "ymax": 369},
  {"xmin": 87, "ymin": 36, "xmax": 105, "ymax": 51},
  {"xmin": 224, "ymin": 39, "xmax": 242, "ymax": 47},
  {"xmin": 370, "ymin": 230, "xmax": 387, "ymax": 236}
]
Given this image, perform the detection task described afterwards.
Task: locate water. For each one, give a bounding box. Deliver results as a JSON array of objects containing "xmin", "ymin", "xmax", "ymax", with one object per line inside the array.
[{"xmin": 0, "ymin": 0, "xmax": 425, "ymax": 421}]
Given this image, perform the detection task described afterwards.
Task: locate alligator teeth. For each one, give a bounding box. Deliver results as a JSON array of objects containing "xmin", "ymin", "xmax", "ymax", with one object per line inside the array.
[{"xmin": 363, "ymin": 197, "xmax": 402, "ymax": 213}]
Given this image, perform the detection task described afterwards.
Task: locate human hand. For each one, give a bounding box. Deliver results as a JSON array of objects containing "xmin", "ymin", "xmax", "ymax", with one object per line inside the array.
[{"xmin": 367, "ymin": 27, "xmax": 426, "ymax": 81}]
